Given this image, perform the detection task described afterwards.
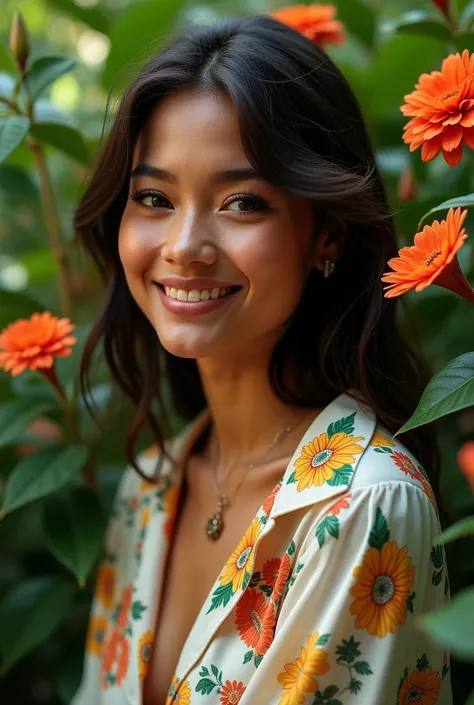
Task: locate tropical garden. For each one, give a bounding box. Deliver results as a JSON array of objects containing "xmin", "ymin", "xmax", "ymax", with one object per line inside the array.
[{"xmin": 0, "ymin": 0, "xmax": 474, "ymax": 703}]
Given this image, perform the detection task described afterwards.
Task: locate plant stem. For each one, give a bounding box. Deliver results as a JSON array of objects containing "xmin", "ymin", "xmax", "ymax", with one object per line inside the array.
[{"xmin": 27, "ymin": 136, "xmax": 73, "ymax": 319}]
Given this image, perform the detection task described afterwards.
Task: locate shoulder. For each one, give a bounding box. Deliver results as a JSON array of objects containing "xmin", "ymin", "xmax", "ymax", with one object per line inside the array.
[{"xmin": 351, "ymin": 421, "xmax": 438, "ymax": 515}]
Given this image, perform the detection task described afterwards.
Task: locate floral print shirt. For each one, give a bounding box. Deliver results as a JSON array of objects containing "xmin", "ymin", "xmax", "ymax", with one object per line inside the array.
[{"xmin": 72, "ymin": 391, "xmax": 453, "ymax": 705}]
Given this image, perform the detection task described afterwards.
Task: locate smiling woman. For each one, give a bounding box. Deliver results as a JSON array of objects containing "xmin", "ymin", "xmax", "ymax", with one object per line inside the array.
[{"xmin": 72, "ymin": 12, "xmax": 452, "ymax": 705}]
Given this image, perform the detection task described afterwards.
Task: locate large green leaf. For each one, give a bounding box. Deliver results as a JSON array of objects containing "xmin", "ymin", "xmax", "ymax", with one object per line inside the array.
[
  {"xmin": 420, "ymin": 586, "xmax": 474, "ymax": 658},
  {"xmin": 453, "ymin": 31, "xmax": 474, "ymax": 53},
  {"xmin": 369, "ymin": 35, "xmax": 447, "ymax": 119},
  {"xmin": 0, "ymin": 576, "xmax": 76, "ymax": 673},
  {"xmin": 1, "ymin": 444, "xmax": 88, "ymax": 516},
  {"xmin": 438, "ymin": 516, "xmax": 474, "ymax": 544},
  {"xmin": 33, "ymin": 98, "xmax": 75, "ymax": 127},
  {"xmin": 30, "ymin": 122, "xmax": 89, "ymax": 164},
  {"xmin": 397, "ymin": 353, "xmax": 474, "ymax": 434},
  {"xmin": 419, "ymin": 194, "xmax": 474, "ymax": 229},
  {"xmin": 103, "ymin": 0, "xmax": 188, "ymax": 90},
  {"xmin": 56, "ymin": 323, "xmax": 91, "ymax": 392},
  {"xmin": 0, "ymin": 45, "xmax": 15, "ymax": 73},
  {"xmin": 43, "ymin": 487, "xmax": 105, "ymax": 586},
  {"xmin": 334, "ymin": 0, "xmax": 376, "ymax": 49},
  {"xmin": 0, "ymin": 164, "xmax": 39, "ymax": 203},
  {"xmin": 390, "ymin": 11, "xmax": 452, "ymax": 41},
  {"xmin": 45, "ymin": 0, "xmax": 110, "ymax": 34},
  {"xmin": 0, "ymin": 291, "xmax": 42, "ymax": 330},
  {"xmin": 0, "ymin": 72, "xmax": 16, "ymax": 99},
  {"xmin": 26, "ymin": 56, "xmax": 78, "ymax": 99},
  {"xmin": 0, "ymin": 116, "xmax": 30, "ymax": 164},
  {"xmin": 0, "ymin": 397, "xmax": 55, "ymax": 449}
]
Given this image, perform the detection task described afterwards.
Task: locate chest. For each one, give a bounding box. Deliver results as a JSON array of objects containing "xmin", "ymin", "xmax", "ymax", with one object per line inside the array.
[{"xmin": 143, "ymin": 464, "xmax": 283, "ymax": 705}]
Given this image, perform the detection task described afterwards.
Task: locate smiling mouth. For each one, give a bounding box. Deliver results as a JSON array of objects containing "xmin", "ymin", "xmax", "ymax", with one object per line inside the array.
[{"xmin": 156, "ymin": 285, "xmax": 241, "ymax": 302}]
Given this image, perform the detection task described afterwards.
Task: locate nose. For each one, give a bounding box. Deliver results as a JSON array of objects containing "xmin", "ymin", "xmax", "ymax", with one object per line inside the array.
[{"xmin": 160, "ymin": 215, "xmax": 218, "ymax": 268}]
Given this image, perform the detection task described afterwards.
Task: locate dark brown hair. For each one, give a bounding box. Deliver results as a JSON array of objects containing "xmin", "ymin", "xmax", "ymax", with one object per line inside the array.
[{"xmin": 76, "ymin": 15, "xmax": 440, "ymax": 497}]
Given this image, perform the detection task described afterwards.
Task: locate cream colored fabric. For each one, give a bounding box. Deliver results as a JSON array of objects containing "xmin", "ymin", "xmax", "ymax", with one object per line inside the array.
[{"xmin": 72, "ymin": 391, "xmax": 452, "ymax": 705}]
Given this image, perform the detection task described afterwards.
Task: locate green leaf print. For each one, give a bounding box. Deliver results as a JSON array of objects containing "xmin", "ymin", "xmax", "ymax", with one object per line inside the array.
[
  {"xmin": 326, "ymin": 465, "xmax": 353, "ymax": 486},
  {"xmin": 315, "ymin": 516, "xmax": 339, "ymax": 547},
  {"xmin": 243, "ymin": 650, "xmax": 253, "ymax": 664},
  {"xmin": 288, "ymin": 540, "xmax": 296, "ymax": 556},
  {"xmin": 199, "ymin": 666, "xmax": 209, "ymax": 677},
  {"xmin": 327, "ymin": 413, "xmax": 356, "ymax": 438},
  {"xmin": 249, "ymin": 571, "xmax": 260, "ymax": 588},
  {"xmin": 407, "ymin": 591, "xmax": 416, "ymax": 614},
  {"xmin": 195, "ymin": 678, "xmax": 217, "ymax": 695},
  {"xmin": 255, "ymin": 653, "xmax": 263, "ymax": 668},
  {"xmin": 373, "ymin": 446, "xmax": 394, "ymax": 454},
  {"xmin": 317, "ymin": 633, "xmax": 330, "ymax": 646},
  {"xmin": 211, "ymin": 664, "xmax": 222, "ymax": 682},
  {"xmin": 432, "ymin": 570, "xmax": 443, "ymax": 587},
  {"xmin": 368, "ymin": 507, "xmax": 390, "ymax": 551},
  {"xmin": 335, "ymin": 636, "xmax": 361, "ymax": 664},
  {"xmin": 431, "ymin": 544, "xmax": 444, "ymax": 570},
  {"xmin": 206, "ymin": 582, "xmax": 234, "ymax": 614},
  {"xmin": 348, "ymin": 678, "xmax": 363, "ymax": 694},
  {"xmin": 131, "ymin": 600, "xmax": 147, "ymax": 620},
  {"xmin": 287, "ymin": 471, "xmax": 296, "ymax": 484},
  {"xmin": 354, "ymin": 661, "xmax": 373, "ymax": 675},
  {"xmin": 323, "ymin": 685, "xmax": 339, "ymax": 699},
  {"xmin": 416, "ymin": 653, "xmax": 430, "ymax": 671}
]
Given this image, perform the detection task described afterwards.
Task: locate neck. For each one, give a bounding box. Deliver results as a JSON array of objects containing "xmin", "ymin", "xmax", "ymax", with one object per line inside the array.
[{"xmin": 197, "ymin": 344, "xmax": 315, "ymax": 472}]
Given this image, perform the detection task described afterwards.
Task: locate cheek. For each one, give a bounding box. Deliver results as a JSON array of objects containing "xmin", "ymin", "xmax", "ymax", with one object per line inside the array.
[{"xmin": 118, "ymin": 220, "xmax": 154, "ymax": 313}]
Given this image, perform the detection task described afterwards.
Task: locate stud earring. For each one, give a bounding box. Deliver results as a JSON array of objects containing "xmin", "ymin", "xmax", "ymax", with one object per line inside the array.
[{"xmin": 323, "ymin": 260, "xmax": 336, "ymax": 278}]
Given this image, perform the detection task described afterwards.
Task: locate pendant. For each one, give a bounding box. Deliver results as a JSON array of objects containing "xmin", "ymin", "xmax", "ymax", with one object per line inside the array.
[{"xmin": 206, "ymin": 511, "xmax": 224, "ymax": 541}]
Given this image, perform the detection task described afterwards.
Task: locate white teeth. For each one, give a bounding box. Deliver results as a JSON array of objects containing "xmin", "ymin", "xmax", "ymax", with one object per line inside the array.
[{"xmin": 162, "ymin": 285, "xmax": 234, "ymax": 302}]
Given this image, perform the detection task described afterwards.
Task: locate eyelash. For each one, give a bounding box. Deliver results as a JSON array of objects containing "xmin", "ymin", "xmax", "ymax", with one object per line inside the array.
[{"xmin": 128, "ymin": 188, "xmax": 271, "ymax": 214}]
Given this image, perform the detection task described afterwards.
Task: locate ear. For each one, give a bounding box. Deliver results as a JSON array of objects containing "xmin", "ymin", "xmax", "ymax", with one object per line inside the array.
[{"xmin": 312, "ymin": 223, "xmax": 347, "ymax": 275}]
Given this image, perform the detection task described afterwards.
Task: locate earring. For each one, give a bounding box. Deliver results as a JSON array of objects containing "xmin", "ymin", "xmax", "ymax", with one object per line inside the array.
[{"xmin": 323, "ymin": 260, "xmax": 336, "ymax": 278}]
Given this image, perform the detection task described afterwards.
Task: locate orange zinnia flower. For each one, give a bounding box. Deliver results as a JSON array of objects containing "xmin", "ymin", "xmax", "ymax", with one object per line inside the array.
[
  {"xmin": 457, "ymin": 441, "xmax": 474, "ymax": 491},
  {"xmin": 270, "ymin": 4, "xmax": 345, "ymax": 48},
  {"xmin": 401, "ymin": 50, "xmax": 474, "ymax": 167},
  {"xmin": 382, "ymin": 208, "xmax": 474, "ymax": 303},
  {"xmin": 101, "ymin": 630, "xmax": 130, "ymax": 689},
  {"xmin": 235, "ymin": 588, "xmax": 275, "ymax": 655},
  {"xmin": 0, "ymin": 311, "xmax": 76, "ymax": 387},
  {"xmin": 397, "ymin": 666, "xmax": 441, "ymax": 705},
  {"xmin": 220, "ymin": 680, "xmax": 246, "ymax": 705},
  {"xmin": 117, "ymin": 584, "xmax": 133, "ymax": 631}
]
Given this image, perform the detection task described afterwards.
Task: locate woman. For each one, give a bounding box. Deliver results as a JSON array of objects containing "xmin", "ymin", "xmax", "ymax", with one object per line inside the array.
[{"xmin": 72, "ymin": 13, "xmax": 452, "ymax": 705}]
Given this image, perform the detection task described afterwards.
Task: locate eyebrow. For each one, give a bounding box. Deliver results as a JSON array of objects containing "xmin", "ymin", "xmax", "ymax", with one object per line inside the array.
[{"xmin": 130, "ymin": 163, "xmax": 262, "ymax": 185}]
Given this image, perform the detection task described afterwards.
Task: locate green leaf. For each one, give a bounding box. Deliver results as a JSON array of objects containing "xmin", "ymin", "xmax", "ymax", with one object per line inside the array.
[
  {"xmin": 0, "ymin": 164, "xmax": 39, "ymax": 203},
  {"xmin": 0, "ymin": 71, "xmax": 16, "ymax": 98},
  {"xmin": 103, "ymin": 0, "xmax": 188, "ymax": 90},
  {"xmin": 420, "ymin": 587, "xmax": 474, "ymax": 658},
  {"xmin": 0, "ymin": 116, "xmax": 30, "ymax": 163},
  {"xmin": 131, "ymin": 600, "xmax": 147, "ymax": 620},
  {"xmin": 56, "ymin": 323, "xmax": 91, "ymax": 391},
  {"xmin": 255, "ymin": 653, "xmax": 263, "ymax": 668},
  {"xmin": 0, "ymin": 291, "xmax": 43, "ymax": 330},
  {"xmin": 0, "ymin": 576, "xmax": 76, "ymax": 672},
  {"xmin": 43, "ymin": 487, "xmax": 105, "ymax": 586},
  {"xmin": 26, "ymin": 56, "xmax": 78, "ymax": 99},
  {"xmin": 368, "ymin": 507, "xmax": 390, "ymax": 551},
  {"xmin": 196, "ymin": 677, "xmax": 217, "ymax": 695},
  {"xmin": 438, "ymin": 516, "xmax": 474, "ymax": 544},
  {"xmin": 431, "ymin": 544, "xmax": 444, "ymax": 570},
  {"xmin": 354, "ymin": 660, "xmax": 373, "ymax": 675},
  {"xmin": 453, "ymin": 32, "xmax": 474, "ymax": 53},
  {"xmin": 1, "ymin": 444, "xmax": 88, "ymax": 516},
  {"xmin": 0, "ymin": 398, "xmax": 55, "ymax": 449},
  {"xmin": 326, "ymin": 465, "xmax": 353, "ymax": 486},
  {"xmin": 287, "ymin": 470, "xmax": 296, "ymax": 484},
  {"xmin": 29, "ymin": 123, "xmax": 89, "ymax": 164},
  {"xmin": 206, "ymin": 583, "xmax": 234, "ymax": 613},
  {"xmin": 44, "ymin": 0, "xmax": 110, "ymax": 34},
  {"xmin": 327, "ymin": 413, "xmax": 356, "ymax": 438},
  {"xmin": 391, "ymin": 12, "xmax": 452, "ymax": 41},
  {"xmin": 397, "ymin": 353, "xmax": 474, "ymax": 434},
  {"xmin": 335, "ymin": 636, "xmax": 361, "ymax": 664},
  {"xmin": 287, "ymin": 540, "xmax": 296, "ymax": 556},
  {"xmin": 317, "ymin": 633, "xmax": 330, "ymax": 646},
  {"xmin": 417, "ymin": 193, "xmax": 474, "ymax": 228},
  {"xmin": 243, "ymin": 650, "xmax": 253, "ymax": 664},
  {"xmin": 334, "ymin": 0, "xmax": 376, "ymax": 48}
]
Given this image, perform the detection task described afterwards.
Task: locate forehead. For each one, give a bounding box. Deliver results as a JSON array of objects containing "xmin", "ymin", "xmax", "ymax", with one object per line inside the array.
[{"xmin": 133, "ymin": 90, "xmax": 246, "ymax": 165}]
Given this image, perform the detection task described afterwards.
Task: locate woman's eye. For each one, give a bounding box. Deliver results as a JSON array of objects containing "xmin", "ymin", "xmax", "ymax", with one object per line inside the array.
[
  {"xmin": 130, "ymin": 190, "xmax": 171, "ymax": 209},
  {"xmin": 224, "ymin": 194, "xmax": 270, "ymax": 214}
]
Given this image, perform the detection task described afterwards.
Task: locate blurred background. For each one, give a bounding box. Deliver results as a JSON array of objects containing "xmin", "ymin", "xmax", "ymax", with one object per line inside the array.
[{"xmin": 0, "ymin": 0, "xmax": 474, "ymax": 703}]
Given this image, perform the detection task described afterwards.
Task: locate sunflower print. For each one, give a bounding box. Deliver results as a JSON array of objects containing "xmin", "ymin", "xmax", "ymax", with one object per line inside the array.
[
  {"xmin": 349, "ymin": 508, "xmax": 415, "ymax": 637},
  {"xmin": 138, "ymin": 630, "xmax": 153, "ymax": 679},
  {"xmin": 277, "ymin": 632, "xmax": 330, "ymax": 705},
  {"xmin": 86, "ymin": 615, "xmax": 108, "ymax": 657},
  {"xmin": 96, "ymin": 563, "xmax": 116, "ymax": 611},
  {"xmin": 166, "ymin": 675, "xmax": 192, "ymax": 705},
  {"xmin": 221, "ymin": 518, "xmax": 261, "ymax": 593},
  {"xmin": 369, "ymin": 430, "xmax": 395, "ymax": 448},
  {"xmin": 289, "ymin": 413, "xmax": 364, "ymax": 490}
]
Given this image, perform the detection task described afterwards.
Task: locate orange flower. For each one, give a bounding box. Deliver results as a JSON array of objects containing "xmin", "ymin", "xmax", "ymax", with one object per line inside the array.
[
  {"xmin": 138, "ymin": 630, "xmax": 154, "ymax": 679},
  {"xmin": 235, "ymin": 588, "xmax": 275, "ymax": 655},
  {"xmin": 277, "ymin": 632, "xmax": 330, "ymax": 705},
  {"xmin": 262, "ymin": 481, "xmax": 282, "ymax": 517},
  {"xmin": 96, "ymin": 563, "xmax": 116, "ymax": 611},
  {"xmin": 349, "ymin": 541, "xmax": 415, "ymax": 638},
  {"xmin": 117, "ymin": 584, "xmax": 133, "ymax": 631},
  {"xmin": 326, "ymin": 493, "xmax": 351, "ymax": 516},
  {"xmin": 270, "ymin": 4, "xmax": 345, "ymax": 48},
  {"xmin": 457, "ymin": 441, "xmax": 474, "ymax": 491},
  {"xmin": 220, "ymin": 680, "xmax": 246, "ymax": 705},
  {"xmin": 101, "ymin": 630, "xmax": 130, "ymax": 689},
  {"xmin": 86, "ymin": 615, "xmax": 108, "ymax": 657},
  {"xmin": 398, "ymin": 666, "xmax": 441, "ymax": 705},
  {"xmin": 382, "ymin": 208, "xmax": 474, "ymax": 303},
  {"xmin": 391, "ymin": 452, "xmax": 438, "ymax": 511},
  {"xmin": 0, "ymin": 311, "xmax": 76, "ymax": 377},
  {"xmin": 401, "ymin": 50, "xmax": 474, "ymax": 167},
  {"xmin": 262, "ymin": 554, "xmax": 292, "ymax": 602}
]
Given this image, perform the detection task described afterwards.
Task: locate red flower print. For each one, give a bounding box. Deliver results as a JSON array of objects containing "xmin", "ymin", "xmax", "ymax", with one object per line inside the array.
[
  {"xmin": 117, "ymin": 584, "xmax": 133, "ymax": 631},
  {"xmin": 262, "ymin": 481, "xmax": 282, "ymax": 517},
  {"xmin": 220, "ymin": 680, "xmax": 246, "ymax": 705},
  {"xmin": 101, "ymin": 629, "xmax": 130, "ymax": 689},
  {"xmin": 392, "ymin": 451, "xmax": 418, "ymax": 477},
  {"xmin": 262, "ymin": 557, "xmax": 281, "ymax": 588},
  {"xmin": 264, "ymin": 553, "xmax": 292, "ymax": 603},
  {"xmin": 327, "ymin": 493, "xmax": 352, "ymax": 516},
  {"xmin": 235, "ymin": 588, "xmax": 275, "ymax": 655},
  {"xmin": 129, "ymin": 497, "xmax": 139, "ymax": 510}
]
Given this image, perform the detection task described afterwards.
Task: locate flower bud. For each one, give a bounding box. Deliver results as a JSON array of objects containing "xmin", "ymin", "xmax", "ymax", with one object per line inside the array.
[
  {"xmin": 397, "ymin": 166, "xmax": 417, "ymax": 203},
  {"xmin": 9, "ymin": 12, "xmax": 30, "ymax": 73}
]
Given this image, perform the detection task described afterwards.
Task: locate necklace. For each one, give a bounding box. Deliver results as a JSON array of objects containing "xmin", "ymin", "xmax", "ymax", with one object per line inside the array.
[{"xmin": 206, "ymin": 421, "xmax": 299, "ymax": 541}]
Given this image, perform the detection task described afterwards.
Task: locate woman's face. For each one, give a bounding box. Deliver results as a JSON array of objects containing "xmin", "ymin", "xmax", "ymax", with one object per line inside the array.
[{"xmin": 119, "ymin": 89, "xmax": 320, "ymax": 360}]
